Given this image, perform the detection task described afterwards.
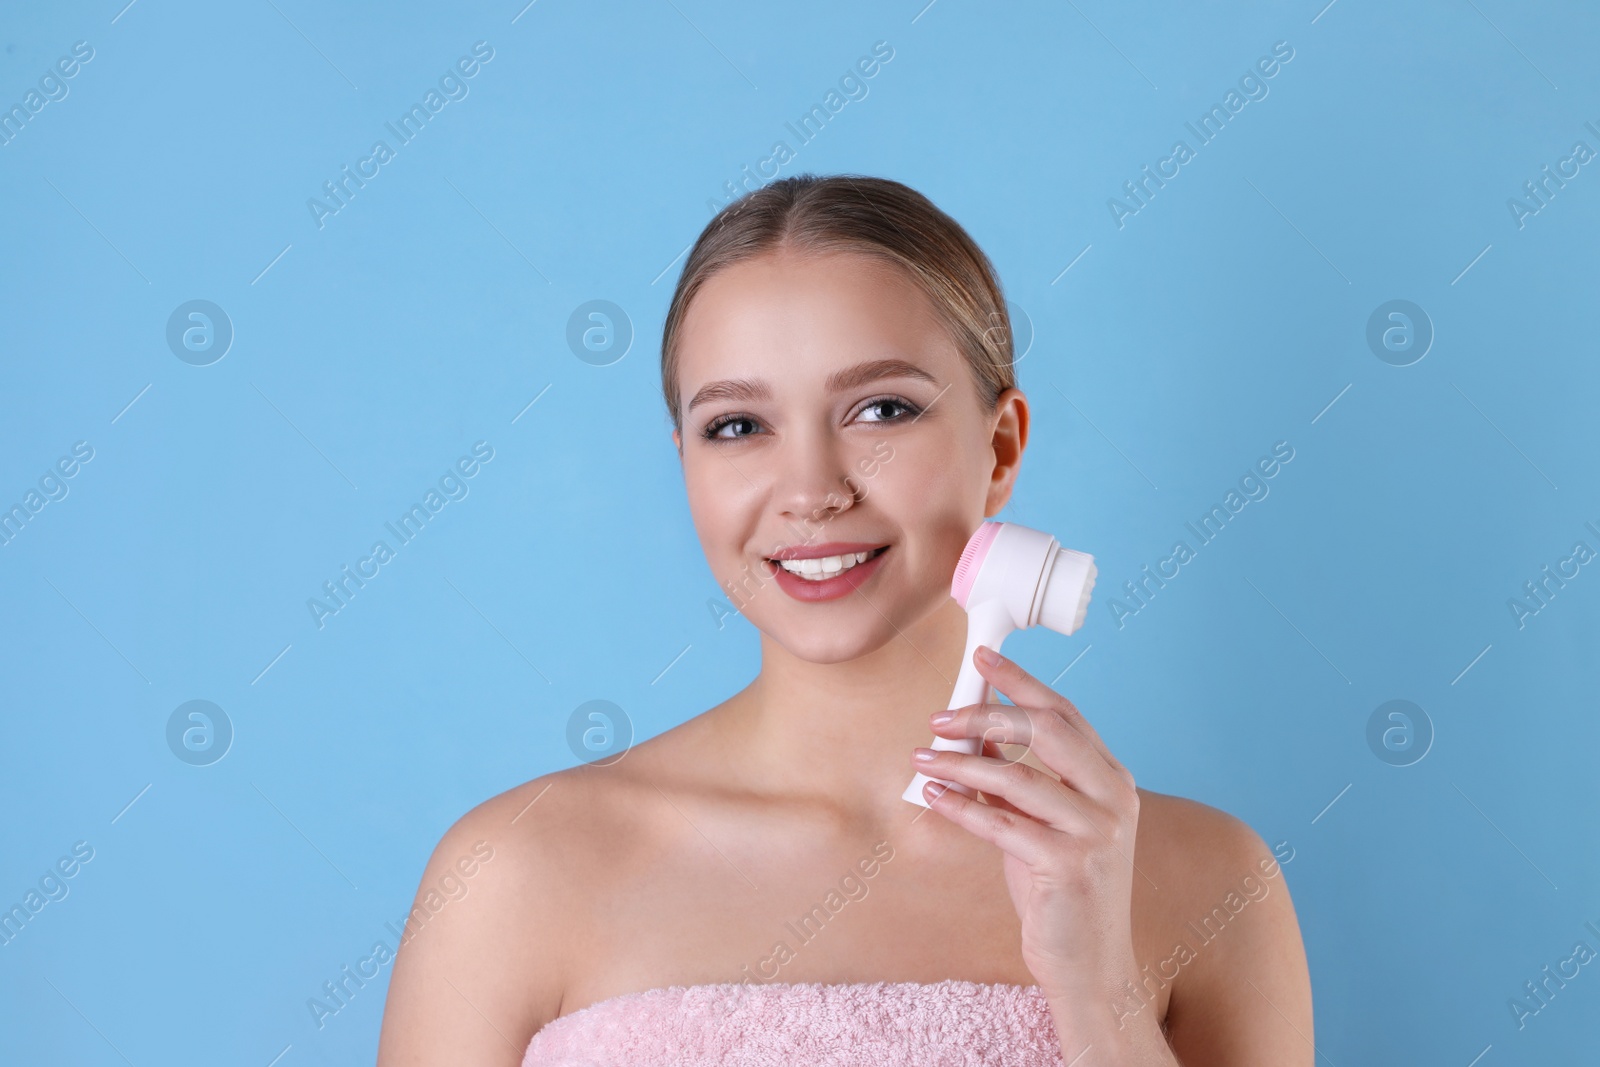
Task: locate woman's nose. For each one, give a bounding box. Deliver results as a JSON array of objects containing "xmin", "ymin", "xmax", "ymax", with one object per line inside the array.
[{"xmin": 775, "ymin": 435, "xmax": 863, "ymax": 524}]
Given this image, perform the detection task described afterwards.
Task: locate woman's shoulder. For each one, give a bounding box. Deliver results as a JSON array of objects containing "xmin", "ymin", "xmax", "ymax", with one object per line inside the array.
[
  {"xmin": 376, "ymin": 765, "xmax": 596, "ymax": 1059},
  {"xmin": 1136, "ymin": 788, "xmax": 1277, "ymax": 859},
  {"xmin": 455, "ymin": 705, "xmax": 709, "ymax": 834},
  {"xmin": 440, "ymin": 749, "xmax": 671, "ymax": 910},
  {"xmin": 432, "ymin": 721, "xmax": 711, "ymax": 926},
  {"xmin": 1134, "ymin": 788, "xmax": 1292, "ymax": 905},
  {"xmin": 1129, "ymin": 788, "xmax": 1304, "ymax": 997},
  {"xmin": 1119, "ymin": 789, "xmax": 1311, "ymax": 1054},
  {"xmin": 383, "ymin": 747, "xmax": 685, "ymax": 1052}
]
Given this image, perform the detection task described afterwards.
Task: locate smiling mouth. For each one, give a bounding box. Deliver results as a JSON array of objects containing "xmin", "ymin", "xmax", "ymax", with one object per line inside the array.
[{"xmin": 767, "ymin": 545, "xmax": 889, "ymax": 582}]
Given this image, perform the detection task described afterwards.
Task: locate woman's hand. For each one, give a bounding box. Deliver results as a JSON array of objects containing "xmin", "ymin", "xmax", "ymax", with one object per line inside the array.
[{"xmin": 912, "ymin": 644, "xmax": 1175, "ymax": 1062}]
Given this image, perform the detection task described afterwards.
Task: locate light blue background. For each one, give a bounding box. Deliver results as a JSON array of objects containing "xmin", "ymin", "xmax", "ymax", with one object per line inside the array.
[{"xmin": 3, "ymin": 1, "xmax": 1597, "ymax": 1063}]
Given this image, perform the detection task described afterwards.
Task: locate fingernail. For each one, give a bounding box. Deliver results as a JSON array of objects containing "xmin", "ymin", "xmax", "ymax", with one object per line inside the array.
[
  {"xmin": 924, "ymin": 781, "xmax": 946, "ymax": 799},
  {"xmin": 913, "ymin": 747, "xmax": 936, "ymax": 762},
  {"xmin": 976, "ymin": 646, "xmax": 1000, "ymax": 666},
  {"xmin": 930, "ymin": 710, "xmax": 954, "ymax": 726}
]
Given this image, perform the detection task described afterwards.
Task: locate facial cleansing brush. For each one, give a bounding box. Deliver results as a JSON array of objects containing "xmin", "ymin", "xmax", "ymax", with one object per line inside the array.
[{"xmin": 902, "ymin": 521, "xmax": 1097, "ymax": 808}]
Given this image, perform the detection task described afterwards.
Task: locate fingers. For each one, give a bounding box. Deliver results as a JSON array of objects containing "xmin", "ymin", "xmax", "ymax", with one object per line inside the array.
[
  {"xmin": 918, "ymin": 777, "xmax": 1058, "ymax": 865},
  {"xmin": 931, "ymin": 698, "xmax": 1132, "ymax": 808},
  {"xmin": 916, "ymin": 746, "xmax": 1102, "ymax": 834},
  {"xmin": 973, "ymin": 736, "xmax": 1031, "ymax": 818},
  {"xmin": 972, "ymin": 646, "xmax": 1125, "ymax": 774}
]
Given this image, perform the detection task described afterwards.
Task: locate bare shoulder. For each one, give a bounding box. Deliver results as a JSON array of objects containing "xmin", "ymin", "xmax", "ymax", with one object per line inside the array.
[
  {"xmin": 375, "ymin": 763, "xmax": 641, "ymax": 1067},
  {"xmin": 375, "ymin": 705, "xmax": 718, "ymax": 1067},
  {"xmin": 1132, "ymin": 788, "xmax": 1313, "ymax": 1065},
  {"xmin": 1132, "ymin": 788, "xmax": 1298, "ymax": 944},
  {"xmin": 1135, "ymin": 789, "xmax": 1286, "ymax": 877}
]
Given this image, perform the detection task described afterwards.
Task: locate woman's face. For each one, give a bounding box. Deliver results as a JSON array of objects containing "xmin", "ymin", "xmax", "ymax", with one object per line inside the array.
[{"xmin": 671, "ymin": 247, "xmax": 1027, "ymax": 663}]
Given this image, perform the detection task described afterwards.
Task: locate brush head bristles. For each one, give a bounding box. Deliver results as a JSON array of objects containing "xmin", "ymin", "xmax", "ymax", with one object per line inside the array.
[
  {"xmin": 951, "ymin": 521, "xmax": 1003, "ymax": 608},
  {"xmin": 1038, "ymin": 547, "xmax": 1097, "ymax": 636}
]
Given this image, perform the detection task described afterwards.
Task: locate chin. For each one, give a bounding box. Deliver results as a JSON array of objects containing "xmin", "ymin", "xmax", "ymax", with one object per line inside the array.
[
  {"xmin": 761, "ymin": 592, "xmax": 949, "ymax": 665},
  {"xmin": 768, "ymin": 628, "xmax": 889, "ymax": 665}
]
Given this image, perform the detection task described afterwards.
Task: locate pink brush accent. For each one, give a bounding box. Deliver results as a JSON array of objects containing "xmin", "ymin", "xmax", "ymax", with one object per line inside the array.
[
  {"xmin": 521, "ymin": 980, "xmax": 1066, "ymax": 1066},
  {"xmin": 950, "ymin": 521, "xmax": 1002, "ymax": 608}
]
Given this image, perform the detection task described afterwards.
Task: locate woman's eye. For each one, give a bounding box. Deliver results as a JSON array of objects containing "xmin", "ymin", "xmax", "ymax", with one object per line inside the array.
[
  {"xmin": 857, "ymin": 398, "xmax": 917, "ymax": 423},
  {"xmin": 703, "ymin": 399, "xmax": 918, "ymax": 440},
  {"xmin": 705, "ymin": 416, "xmax": 760, "ymax": 440}
]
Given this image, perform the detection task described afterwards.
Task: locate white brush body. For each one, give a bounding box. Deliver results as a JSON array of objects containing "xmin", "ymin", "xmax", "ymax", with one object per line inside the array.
[{"xmin": 903, "ymin": 523, "xmax": 1096, "ymax": 809}]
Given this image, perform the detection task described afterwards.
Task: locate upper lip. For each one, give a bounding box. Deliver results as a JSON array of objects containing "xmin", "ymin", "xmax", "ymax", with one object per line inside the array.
[{"xmin": 766, "ymin": 541, "xmax": 889, "ymax": 561}]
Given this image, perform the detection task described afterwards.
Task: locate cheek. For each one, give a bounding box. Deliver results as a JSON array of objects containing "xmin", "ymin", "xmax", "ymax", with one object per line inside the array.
[
  {"xmin": 684, "ymin": 460, "xmax": 753, "ymax": 560},
  {"xmin": 868, "ymin": 448, "xmax": 982, "ymax": 580},
  {"xmin": 873, "ymin": 436, "xmax": 980, "ymax": 511}
]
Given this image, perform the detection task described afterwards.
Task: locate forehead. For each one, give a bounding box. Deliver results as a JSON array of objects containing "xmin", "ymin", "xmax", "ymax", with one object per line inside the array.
[{"xmin": 675, "ymin": 248, "xmax": 963, "ymax": 390}]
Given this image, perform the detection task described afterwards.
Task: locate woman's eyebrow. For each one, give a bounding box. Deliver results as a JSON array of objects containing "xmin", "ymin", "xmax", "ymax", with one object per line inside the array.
[{"xmin": 685, "ymin": 358, "xmax": 939, "ymax": 414}]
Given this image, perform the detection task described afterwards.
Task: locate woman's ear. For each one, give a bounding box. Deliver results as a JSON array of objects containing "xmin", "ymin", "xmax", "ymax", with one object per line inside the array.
[
  {"xmin": 672, "ymin": 427, "xmax": 682, "ymax": 455},
  {"xmin": 984, "ymin": 387, "xmax": 1029, "ymax": 517}
]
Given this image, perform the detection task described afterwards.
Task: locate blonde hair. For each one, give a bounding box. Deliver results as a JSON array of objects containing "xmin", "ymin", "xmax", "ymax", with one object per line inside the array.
[{"xmin": 660, "ymin": 173, "xmax": 1016, "ymax": 434}]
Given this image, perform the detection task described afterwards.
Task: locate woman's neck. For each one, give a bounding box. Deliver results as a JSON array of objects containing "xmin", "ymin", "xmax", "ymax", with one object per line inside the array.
[{"xmin": 707, "ymin": 597, "xmax": 971, "ymax": 824}]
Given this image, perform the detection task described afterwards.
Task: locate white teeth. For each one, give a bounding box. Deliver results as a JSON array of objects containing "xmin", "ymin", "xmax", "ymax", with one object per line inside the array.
[{"xmin": 776, "ymin": 549, "xmax": 879, "ymax": 581}]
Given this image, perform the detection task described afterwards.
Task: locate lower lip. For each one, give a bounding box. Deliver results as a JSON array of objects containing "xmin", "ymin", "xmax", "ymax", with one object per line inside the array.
[{"xmin": 769, "ymin": 548, "xmax": 889, "ymax": 602}]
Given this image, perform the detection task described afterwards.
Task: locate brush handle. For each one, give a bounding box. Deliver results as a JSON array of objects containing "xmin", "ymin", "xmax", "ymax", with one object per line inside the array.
[{"xmin": 901, "ymin": 599, "xmax": 1013, "ymax": 807}]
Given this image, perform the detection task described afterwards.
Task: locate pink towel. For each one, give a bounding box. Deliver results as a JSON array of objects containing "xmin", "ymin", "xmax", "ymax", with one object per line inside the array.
[{"xmin": 521, "ymin": 979, "xmax": 1067, "ymax": 1066}]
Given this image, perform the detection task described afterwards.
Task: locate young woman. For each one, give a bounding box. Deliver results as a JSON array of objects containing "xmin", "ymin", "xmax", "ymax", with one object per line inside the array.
[{"xmin": 377, "ymin": 174, "xmax": 1313, "ymax": 1066}]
